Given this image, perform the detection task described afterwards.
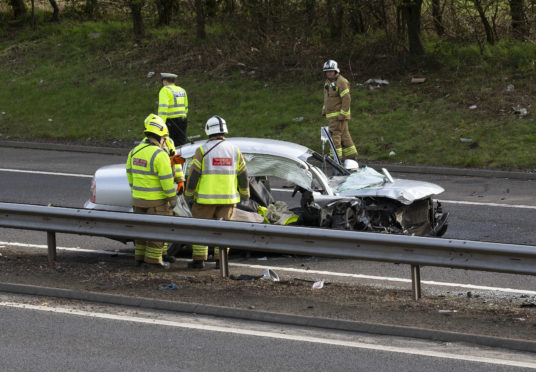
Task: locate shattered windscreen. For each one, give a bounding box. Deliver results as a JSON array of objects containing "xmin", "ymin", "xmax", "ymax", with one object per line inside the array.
[
  {"xmin": 331, "ymin": 167, "xmax": 386, "ymax": 194},
  {"xmin": 243, "ymin": 154, "xmax": 313, "ymax": 190}
]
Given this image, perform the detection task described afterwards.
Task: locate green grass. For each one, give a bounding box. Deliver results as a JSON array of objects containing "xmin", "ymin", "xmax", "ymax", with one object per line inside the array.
[{"xmin": 1, "ymin": 20, "xmax": 535, "ymax": 169}]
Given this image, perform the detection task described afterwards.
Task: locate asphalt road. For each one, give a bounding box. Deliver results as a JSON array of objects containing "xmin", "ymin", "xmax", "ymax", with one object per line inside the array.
[
  {"xmin": 1, "ymin": 294, "xmax": 534, "ymax": 371},
  {"xmin": 1, "ymin": 146, "xmax": 536, "ymax": 295}
]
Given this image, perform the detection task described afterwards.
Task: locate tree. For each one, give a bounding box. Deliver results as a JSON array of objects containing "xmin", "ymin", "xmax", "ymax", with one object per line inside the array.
[
  {"xmin": 431, "ymin": 0, "xmax": 444, "ymax": 36},
  {"xmin": 397, "ymin": 0, "xmax": 424, "ymax": 56},
  {"xmin": 129, "ymin": 0, "xmax": 146, "ymax": 41},
  {"xmin": 326, "ymin": 0, "xmax": 344, "ymax": 39},
  {"xmin": 472, "ymin": 0, "xmax": 495, "ymax": 44},
  {"xmin": 9, "ymin": 0, "xmax": 27, "ymax": 18},
  {"xmin": 194, "ymin": 0, "xmax": 206, "ymax": 38},
  {"xmin": 85, "ymin": 0, "xmax": 98, "ymax": 19},
  {"xmin": 156, "ymin": 0, "xmax": 176, "ymax": 26},
  {"xmin": 48, "ymin": 0, "xmax": 60, "ymax": 22},
  {"xmin": 509, "ymin": 0, "xmax": 527, "ymax": 39}
]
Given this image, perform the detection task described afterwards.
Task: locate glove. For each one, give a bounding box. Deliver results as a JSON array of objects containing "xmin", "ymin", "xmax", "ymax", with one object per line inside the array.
[
  {"xmin": 337, "ymin": 114, "xmax": 346, "ymax": 121},
  {"xmin": 241, "ymin": 197, "xmax": 250, "ymax": 203},
  {"xmin": 321, "ymin": 112, "xmax": 326, "ymax": 118},
  {"xmin": 169, "ymin": 197, "xmax": 178, "ymax": 208},
  {"xmin": 186, "ymin": 198, "xmax": 194, "ymax": 208},
  {"xmin": 176, "ymin": 182, "xmax": 184, "ymax": 195}
]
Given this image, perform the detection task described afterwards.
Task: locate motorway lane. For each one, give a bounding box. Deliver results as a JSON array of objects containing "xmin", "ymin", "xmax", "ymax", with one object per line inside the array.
[
  {"xmin": 1, "ymin": 296, "xmax": 534, "ymax": 371},
  {"xmin": 1, "ymin": 147, "xmax": 536, "ymax": 295}
]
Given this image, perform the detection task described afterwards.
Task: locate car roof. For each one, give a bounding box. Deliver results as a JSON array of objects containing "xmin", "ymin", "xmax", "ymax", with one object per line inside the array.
[{"xmin": 177, "ymin": 137, "xmax": 312, "ymax": 161}]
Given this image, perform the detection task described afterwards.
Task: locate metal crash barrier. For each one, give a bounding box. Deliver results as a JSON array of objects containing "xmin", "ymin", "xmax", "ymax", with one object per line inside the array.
[{"xmin": 1, "ymin": 202, "xmax": 536, "ymax": 300}]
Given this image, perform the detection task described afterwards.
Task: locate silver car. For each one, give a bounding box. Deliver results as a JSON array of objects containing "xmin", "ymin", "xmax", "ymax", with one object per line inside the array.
[{"xmin": 84, "ymin": 129, "xmax": 448, "ymax": 236}]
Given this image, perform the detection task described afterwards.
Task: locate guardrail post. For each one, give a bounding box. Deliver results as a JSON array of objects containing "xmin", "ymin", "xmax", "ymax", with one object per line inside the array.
[
  {"xmin": 220, "ymin": 248, "xmax": 229, "ymax": 278},
  {"xmin": 411, "ymin": 264, "xmax": 422, "ymax": 300},
  {"xmin": 47, "ymin": 231, "xmax": 57, "ymax": 264}
]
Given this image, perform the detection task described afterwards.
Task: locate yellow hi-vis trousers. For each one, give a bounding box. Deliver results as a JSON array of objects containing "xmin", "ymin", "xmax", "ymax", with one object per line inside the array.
[
  {"xmin": 328, "ymin": 118, "xmax": 357, "ymax": 160},
  {"xmin": 191, "ymin": 203, "xmax": 235, "ymax": 261},
  {"xmin": 133, "ymin": 204, "xmax": 172, "ymax": 264}
]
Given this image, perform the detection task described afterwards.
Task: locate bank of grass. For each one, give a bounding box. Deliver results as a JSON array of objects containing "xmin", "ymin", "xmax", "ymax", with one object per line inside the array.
[{"xmin": 1, "ymin": 19, "xmax": 535, "ymax": 169}]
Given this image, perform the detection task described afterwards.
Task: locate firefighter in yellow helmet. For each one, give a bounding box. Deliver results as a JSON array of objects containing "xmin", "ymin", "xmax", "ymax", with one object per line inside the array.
[
  {"xmin": 158, "ymin": 72, "xmax": 188, "ymax": 146},
  {"xmin": 184, "ymin": 115, "xmax": 250, "ymax": 269},
  {"xmin": 126, "ymin": 114, "xmax": 177, "ymax": 268},
  {"xmin": 321, "ymin": 60, "xmax": 358, "ymax": 162}
]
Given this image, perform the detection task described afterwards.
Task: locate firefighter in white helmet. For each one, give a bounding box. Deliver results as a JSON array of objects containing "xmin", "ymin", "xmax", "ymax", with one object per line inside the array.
[
  {"xmin": 321, "ymin": 59, "xmax": 358, "ymax": 162},
  {"xmin": 184, "ymin": 115, "xmax": 250, "ymax": 269},
  {"xmin": 126, "ymin": 114, "xmax": 176, "ymax": 268}
]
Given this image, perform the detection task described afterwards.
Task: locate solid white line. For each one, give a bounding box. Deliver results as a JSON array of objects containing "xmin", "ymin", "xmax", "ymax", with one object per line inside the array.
[
  {"xmin": 440, "ymin": 199, "xmax": 536, "ymax": 210},
  {"xmin": 0, "ymin": 168, "xmax": 92, "ymax": 178},
  {"xmin": 271, "ymin": 188, "xmax": 536, "ymax": 209},
  {"xmin": 2, "ymin": 241, "xmax": 535, "ymax": 296},
  {"xmin": 0, "ymin": 241, "xmax": 127, "ymax": 256},
  {"xmin": 0, "ymin": 301, "xmax": 533, "ymax": 368}
]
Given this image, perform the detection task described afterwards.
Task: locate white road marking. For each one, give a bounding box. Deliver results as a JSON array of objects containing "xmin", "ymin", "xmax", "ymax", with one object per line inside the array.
[
  {"xmin": 0, "ymin": 300, "xmax": 533, "ymax": 368},
  {"xmin": 439, "ymin": 199, "xmax": 536, "ymax": 210},
  {"xmin": 0, "ymin": 168, "xmax": 92, "ymax": 178},
  {"xmin": 1, "ymin": 240, "xmax": 535, "ymax": 296},
  {"xmin": 0, "ymin": 241, "xmax": 127, "ymax": 256},
  {"xmin": 271, "ymin": 187, "xmax": 536, "ymax": 209}
]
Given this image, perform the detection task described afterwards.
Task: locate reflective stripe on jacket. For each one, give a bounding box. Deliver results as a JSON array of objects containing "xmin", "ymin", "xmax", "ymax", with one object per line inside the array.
[
  {"xmin": 323, "ymin": 74, "xmax": 351, "ymax": 120},
  {"xmin": 192, "ymin": 140, "xmax": 245, "ymax": 204},
  {"xmin": 158, "ymin": 85, "xmax": 188, "ymax": 121},
  {"xmin": 126, "ymin": 140, "xmax": 176, "ymax": 201}
]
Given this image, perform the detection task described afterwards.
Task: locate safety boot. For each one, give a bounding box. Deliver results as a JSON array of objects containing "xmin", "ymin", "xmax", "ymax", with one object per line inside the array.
[
  {"xmin": 188, "ymin": 260, "xmax": 205, "ymax": 269},
  {"xmin": 163, "ymin": 255, "xmax": 176, "ymax": 263}
]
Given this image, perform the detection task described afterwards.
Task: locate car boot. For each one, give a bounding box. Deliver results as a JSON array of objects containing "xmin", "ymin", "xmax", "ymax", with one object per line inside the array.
[
  {"xmin": 188, "ymin": 260, "xmax": 205, "ymax": 269},
  {"xmin": 163, "ymin": 255, "xmax": 176, "ymax": 263}
]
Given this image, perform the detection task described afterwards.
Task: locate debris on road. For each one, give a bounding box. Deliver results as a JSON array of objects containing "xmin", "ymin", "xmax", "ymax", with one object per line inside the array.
[
  {"xmin": 460, "ymin": 138, "xmax": 473, "ymax": 143},
  {"xmin": 262, "ymin": 269, "xmax": 280, "ymax": 282},
  {"xmin": 158, "ymin": 283, "xmax": 178, "ymax": 290},
  {"xmin": 312, "ymin": 279, "xmax": 325, "ymax": 289}
]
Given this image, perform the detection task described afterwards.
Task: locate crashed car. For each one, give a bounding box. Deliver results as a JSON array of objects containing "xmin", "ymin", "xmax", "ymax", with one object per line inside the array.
[{"xmin": 84, "ymin": 128, "xmax": 448, "ymax": 236}]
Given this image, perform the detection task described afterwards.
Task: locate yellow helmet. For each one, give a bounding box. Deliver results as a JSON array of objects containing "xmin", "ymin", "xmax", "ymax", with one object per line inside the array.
[
  {"xmin": 143, "ymin": 114, "xmax": 168, "ymax": 138},
  {"xmin": 164, "ymin": 136, "xmax": 176, "ymax": 156}
]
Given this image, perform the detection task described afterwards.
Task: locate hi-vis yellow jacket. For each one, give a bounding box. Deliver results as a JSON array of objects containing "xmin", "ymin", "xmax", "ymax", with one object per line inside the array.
[
  {"xmin": 322, "ymin": 74, "xmax": 351, "ymax": 120},
  {"xmin": 126, "ymin": 139, "xmax": 176, "ymax": 204},
  {"xmin": 158, "ymin": 85, "xmax": 188, "ymax": 122},
  {"xmin": 185, "ymin": 138, "xmax": 249, "ymax": 205}
]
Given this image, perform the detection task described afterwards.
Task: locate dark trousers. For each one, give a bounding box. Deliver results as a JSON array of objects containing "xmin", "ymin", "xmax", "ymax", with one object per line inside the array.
[{"xmin": 166, "ymin": 117, "xmax": 188, "ymax": 146}]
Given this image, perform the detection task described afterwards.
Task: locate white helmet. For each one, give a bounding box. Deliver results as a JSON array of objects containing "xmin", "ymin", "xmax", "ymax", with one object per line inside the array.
[
  {"xmin": 205, "ymin": 115, "xmax": 228, "ymax": 136},
  {"xmin": 323, "ymin": 59, "xmax": 340, "ymax": 73}
]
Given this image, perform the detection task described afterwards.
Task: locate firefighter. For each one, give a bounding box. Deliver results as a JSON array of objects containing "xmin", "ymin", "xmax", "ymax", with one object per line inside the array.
[
  {"xmin": 184, "ymin": 115, "xmax": 250, "ymax": 269},
  {"xmin": 126, "ymin": 114, "xmax": 177, "ymax": 268},
  {"xmin": 321, "ymin": 60, "xmax": 358, "ymax": 162},
  {"xmin": 158, "ymin": 72, "xmax": 188, "ymax": 146}
]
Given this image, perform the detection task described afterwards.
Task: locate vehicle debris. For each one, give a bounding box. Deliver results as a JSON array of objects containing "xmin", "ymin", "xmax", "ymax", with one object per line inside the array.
[
  {"xmin": 411, "ymin": 77, "xmax": 426, "ymax": 84},
  {"xmin": 512, "ymin": 105, "xmax": 528, "ymax": 118},
  {"xmin": 505, "ymin": 84, "xmax": 515, "ymax": 92},
  {"xmin": 262, "ymin": 269, "xmax": 280, "ymax": 282},
  {"xmin": 460, "ymin": 138, "xmax": 473, "ymax": 143},
  {"xmin": 146, "ymin": 71, "xmax": 155, "ymax": 78},
  {"xmin": 364, "ymin": 78, "xmax": 389, "ymax": 87},
  {"xmin": 157, "ymin": 283, "xmax": 179, "ymax": 290},
  {"xmin": 312, "ymin": 280, "xmax": 325, "ymax": 289},
  {"xmin": 469, "ymin": 105, "xmax": 477, "ymax": 110},
  {"xmin": 292, "ymin": 117, "xmax": 304, "ymax": 122},
  {"xmin": 438, "ymin": 309, "xmax": 458, "ymax": 313}
]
